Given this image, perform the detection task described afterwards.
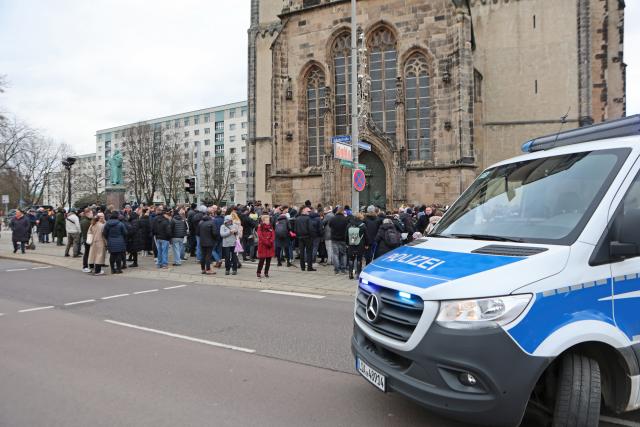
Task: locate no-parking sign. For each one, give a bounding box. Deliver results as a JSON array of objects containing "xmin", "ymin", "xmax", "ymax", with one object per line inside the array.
[{"xmin": 353, "ymin": 169, "xmax": 366, "ymax": 192}]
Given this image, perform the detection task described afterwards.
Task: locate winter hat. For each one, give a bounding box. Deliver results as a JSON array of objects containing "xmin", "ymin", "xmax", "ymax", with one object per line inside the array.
[
  {"xmin": 224, "ymin": 215, "xmax": 232, "ymax": 223},
  {"xmin": 197, "ymin": 205, "xmax": 207, "ymax": 213},
  {"xmin": 367, "ymin": 205, "xmax": 376, "ymax": 214}
]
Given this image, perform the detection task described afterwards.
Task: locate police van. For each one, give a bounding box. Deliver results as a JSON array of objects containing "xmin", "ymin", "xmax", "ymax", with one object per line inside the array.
[{"xmin": 352, "ymin": 115, "xmax": 640, "ymax": 426}]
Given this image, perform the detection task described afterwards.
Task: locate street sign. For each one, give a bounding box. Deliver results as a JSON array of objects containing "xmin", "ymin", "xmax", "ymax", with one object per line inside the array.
[
  {"xmin": 332, "ymin": 135, "xmax": 351, "ymax": 144},
  {"xmin": 358, "ymin": 141, "xmax": 372, "ymax": 151},
  {"xmin": 334, "ymin": 142, "xmax": 353, "ymax": 161},
  {"xmin": 340, "ymin": 160, "xmax": 367, "ymax": 170},
  {"xmin": 353, "ymin": 169, "xmax": 366, "ymax": 192},
  {"xmin": 1, "ymin": 194, "xmax": 8, "ymax": 204}
]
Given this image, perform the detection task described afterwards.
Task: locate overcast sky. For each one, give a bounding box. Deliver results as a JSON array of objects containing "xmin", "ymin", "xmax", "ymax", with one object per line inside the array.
[{"xmin": 0, "ymin": 0, "xmax": 638, "ymax": 156}]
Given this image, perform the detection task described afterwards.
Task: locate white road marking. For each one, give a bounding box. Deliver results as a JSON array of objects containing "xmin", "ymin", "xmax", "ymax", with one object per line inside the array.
[
  {"xmin": 164, "ymin": 285, "xmax": 187, "ymax": 290},
  {"xmin": 0, "ymin": 313, "xmax": 4, "ymax": 316},
  {"xmin": 19, "ymin": 306, "xmax": 54, "ymax": 313},
  {"xmin": 260, "ymin": 290, "xmax": 325, "ymax": 299},
  {"xmin": 101, "ymin": 293, "xmax": 130, "ymax": 300},
  {"xmin": 64, "ymin": 299, "xmax": 96, "ymax": 306},
  {"xmin": 6, "ymin": 268, "xmax": 28, "ymax": 272},
  {"xmin": 31, "ymin": 266, "xmax": 51, "ymax": 270},
  {"xmin": 104, "ymin": 320, "xmax": 256, "ymax": 354},
  {"xmin": 133, "ymin": 289, "xmax": 159, "ymax": 295}
]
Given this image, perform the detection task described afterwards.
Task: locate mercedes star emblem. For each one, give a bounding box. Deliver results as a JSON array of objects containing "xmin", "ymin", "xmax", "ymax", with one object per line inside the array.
[{"xmin": 366, "ymin": 294, "xmax": 380, "ymax": 322}]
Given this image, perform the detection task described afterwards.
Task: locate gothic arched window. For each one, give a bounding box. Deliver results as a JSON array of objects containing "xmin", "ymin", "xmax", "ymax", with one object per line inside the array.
[
  {"xmin": 404, "ymin": 53, "xmax": 431, "ymax": 160},
  {"xmin": 368, "ymin": 27, "xmax": 397, "ymax": 137},
  {"xmin": 332, "ymin": 32, "xmax": 352, "ymax": 136},
  {"xmin": 306, "ymin": 66, "xmax": 326, "ymax": 166}
]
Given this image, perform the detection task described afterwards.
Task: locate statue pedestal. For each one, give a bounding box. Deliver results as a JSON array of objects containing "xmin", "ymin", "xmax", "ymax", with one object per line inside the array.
[{"xmin": 105, "ymin": 185, "xmax": 126, "ymax": 210}]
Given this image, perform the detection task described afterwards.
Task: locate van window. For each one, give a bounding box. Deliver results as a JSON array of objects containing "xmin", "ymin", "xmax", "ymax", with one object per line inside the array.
[{"xmin": 433, "ymin": 148, "xmax": 630, "ymax": 244}]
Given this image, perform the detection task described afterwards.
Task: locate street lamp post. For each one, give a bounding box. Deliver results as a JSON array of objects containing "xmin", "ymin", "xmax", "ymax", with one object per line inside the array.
[
  {"xmin": 350, "ymin": 0, "xmax": 359, "ymax": 211},
  {"xmin": 62, "ymin": 157, "xmax": 76, "ymax": 210}
]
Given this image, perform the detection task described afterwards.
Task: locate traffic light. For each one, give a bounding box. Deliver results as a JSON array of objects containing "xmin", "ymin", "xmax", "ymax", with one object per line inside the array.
[{"xmin": 184, "ymin": 177, "xmax": 196, "ymax": 194}]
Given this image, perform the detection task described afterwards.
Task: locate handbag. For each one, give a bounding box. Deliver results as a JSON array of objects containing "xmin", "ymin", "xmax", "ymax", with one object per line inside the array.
[
  {"xmin": 234, "ymin": 238, "xmax": 244, "ymax": 253},
  {"xmin": 289, "ymin": 231, "xmax": 297, "ymax": 239},
  {"xmin": 86, "ymin": 233, "xmax": 94, "ymax": 245}
]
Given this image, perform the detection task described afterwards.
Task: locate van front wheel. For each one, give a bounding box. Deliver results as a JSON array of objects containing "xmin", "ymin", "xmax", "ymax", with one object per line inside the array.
[{"xmin": 552, "ymin": 353, "xmax": 601, "ymax": 427}]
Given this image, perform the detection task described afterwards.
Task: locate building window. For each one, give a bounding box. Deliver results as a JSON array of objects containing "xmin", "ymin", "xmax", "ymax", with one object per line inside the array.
[
  {"xmin": 205, "ymin": 151, "xmax": 210, "ymax": 157},
  {"xmin": 241, "ymin": 108, "xmax": 247, "ymax": 117},
  {"xmin": 194, "ymin": 115, "xmax": 200, "ymax": 124},
  {"xmin": 184, "ymin": 131, "xmax": 189, "ymax": 137},
  {"xmin": 165, "ymin": 121, "xmax": 171, "ymax": 129},
  {"xmin": 175, "ymin": 119, "xmax": 180, "ymax": 127},
  {"xmin": 241, "ymin": 122, "xmax": 247, "ymax": 129},
  {"xmin": 368, "ymin": 27, "xmax": 397, "ymax": 137},
  {"xmin": 194, "ymin": 129, "xmax": 200, "ymax": 136},
  {"xmin": 215, "ymin": 121, "xmax": 224, "ymax": 131},
  {"xmin": 241, "ymin": 134, "xmax": 247, "ymax": 140},
  {"xmin": 241, "ymin": 159, "xmax": 246, "ymax": 165},
  {"xmin": 306, "ymin": 66, "xmax": 326, "ymax": 166},
  {"xmin": 241, "ymin": 146, "xmax": 245, "ymax": 153},
  {"xmin": 215, "ymin": 144, "xmax": 224, "ymax": 154},
  {"xmin": 265, "ymin": 164, "xmax": 271, "ymax": 191},
  {"xmin": 229, "ymin": 123, "xmax": 236, "ymax": 131},
  {"xmin": 204, "ymin": 139, "xmax": 210, "ymax": 145},
  {"xmin": 332, "ymin": 32, "xmax": 352, "ymax": 136},
  {"xmin": 215, "ymin": 133, "xmax": 224, "ymax": 143},
  {"xmin": 242, "ymin": 171, "xmax": 247, "ymax": 178},
  {"xmin": 229, "ymin": 135, "xmax": 236, "ymax": 142},
  {"xmin": 204, "ymin": 113, "xmax": 210, "ymax": 122},
  {"xmin": 184, "ymin": 142, "xmax": 190, "ymax": 148},
  {"xmin": 230, "ymin": 148, "xmax": 236, "ymax": 154},
  {"xmin": 204, "ymin": 128, "xmax": 210, "ymax": 134},
  {"xmin": 474, "ymin": 69, "xmax": 483, "ymax": 102},
  {"xmin": 404, "ymin": 53, "xmax": 431, "ymax": 161},
  {"xmin": 229, "ymin": 109, "xmax": 236, "ymax": 118},
  {"xmin": 184, "ymin": 117, "xmax": 190, "ymax": 126}
]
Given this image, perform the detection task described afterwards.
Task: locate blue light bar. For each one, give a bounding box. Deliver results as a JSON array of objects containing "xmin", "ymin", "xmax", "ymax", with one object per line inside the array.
[
  {"xmin": 522, "ymin": 114, "xmax": 640, "ymax": 153},
  {"xmin": 398, "ymin": 291, "xmax": 412, "ymax": 300}
]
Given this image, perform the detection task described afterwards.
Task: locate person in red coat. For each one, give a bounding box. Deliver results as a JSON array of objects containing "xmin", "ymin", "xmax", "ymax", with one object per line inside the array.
[{"xmin": 256, "ymin": 215, "xmax": 275, "ymax": 278}]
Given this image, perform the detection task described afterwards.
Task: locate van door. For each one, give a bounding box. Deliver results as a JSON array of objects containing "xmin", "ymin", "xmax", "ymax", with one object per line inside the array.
[{"xmin": 609, "ymin": 170, "xmax": 640, "ymax": 342}]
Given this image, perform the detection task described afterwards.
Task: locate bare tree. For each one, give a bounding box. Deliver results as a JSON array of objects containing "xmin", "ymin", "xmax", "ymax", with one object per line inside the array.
[
  {"xmin": 158, "ymin": 128, "xmax": 191, "ymax": 206},
  {"xmin": 122, "ymin": 123, "xmax": 166, "ymax": 204},
  {"xmin": 0, "ymin": 116, "xmax": 35, "ymax": 170},
  {"xmin": 202, "ymin": 154, "xmax": 238, "ymax": 206},
  {"xmin": 13, "ymin": 137, "xmax": 66, "ymax": 206},
  {"xmin": 76, "ymin": 156, "xmax": 105, "ymax": 205}
]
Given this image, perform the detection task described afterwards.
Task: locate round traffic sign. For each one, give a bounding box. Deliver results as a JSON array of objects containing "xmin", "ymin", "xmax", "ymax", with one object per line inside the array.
[{"xmin": 353, "ymin": 169, "xmax": 366, "ymax": 192}]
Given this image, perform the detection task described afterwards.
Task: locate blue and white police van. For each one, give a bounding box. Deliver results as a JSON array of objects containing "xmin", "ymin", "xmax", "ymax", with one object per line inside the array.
[{"xmin": 352, "ymin": 115, "xmax": 640, "ymax": 426}]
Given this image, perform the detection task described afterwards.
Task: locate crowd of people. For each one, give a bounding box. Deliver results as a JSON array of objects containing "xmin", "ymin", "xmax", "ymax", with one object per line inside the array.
[{"xmin": 8, "ymin": 200, "xmax": 444, "ymax": 279}]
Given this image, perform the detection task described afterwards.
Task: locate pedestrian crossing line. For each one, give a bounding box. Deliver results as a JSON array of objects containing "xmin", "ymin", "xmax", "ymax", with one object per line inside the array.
[
  {"xmin": 31, "ymin": 266, "xmax": 52, "ymax": 270},
  {"xmin": 101, "ymin": 293, "xmax": 130, "ymax": 300},
  {"xmin": 133, "ymin": 289, "xmax": 159, "ymax": 295},
  {"xmin": 64, "ymin": 299, "xmax": 96, "ymax": 306},
  {"xmin": 104, "ymin": 320, "xmax": 256, "ymax": 354},
  {"xmin": 164, "ymin": 285, "xmax": 187, "ymax": 290},
  {"xmin": 18, "ymin": 306, "xmax": 54, "ymax": 313},
  {"xmin": 260, "ymin": 290, "xmax": 326, "ymax": 299},
  {"xmin": 6, "ymin": 268, "xmax": 28, "ymax": 272}
]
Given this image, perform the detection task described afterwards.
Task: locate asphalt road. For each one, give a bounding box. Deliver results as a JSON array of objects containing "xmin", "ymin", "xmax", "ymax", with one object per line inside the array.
[{"xmin": 0, "ymin": 258, "xmax": 466, "ymax": 427}]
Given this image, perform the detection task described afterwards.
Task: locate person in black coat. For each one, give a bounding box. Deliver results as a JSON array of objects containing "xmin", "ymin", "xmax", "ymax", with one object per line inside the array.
[
  {"xmin": 102, "ymin": 212, "xmax": 128, "ymax": 273},
  {"xmin": 127, "ymin": 211, "xmax": 144, "ymax": 267},
  {"xmin": 139, "ymin": 209, "xmax": 152, "ymax": 255},
  {"xmin": 363, "ymin": 207, "xmax": 382, "ymax": 264},
  {"xmin": 374, "ymin": 219, "xmax": 402, "ymax": 259},
  {"xmin": 36, "ymin": 209, "xmax": 51, "ymax": 243},
  {"xmin": 197, "ymin": 214, "xmax": 219, "ymax": 274},
  {"xmin": 10, "ymin": 210, "xmax": 31, "ymax": 254},
  {"xmin": 346, "ymin": 213, "xmax": 368, "ymax": 279},
  {"xmin": 295, "ymin": 207, "xmax": 314, "ymax": 271}
]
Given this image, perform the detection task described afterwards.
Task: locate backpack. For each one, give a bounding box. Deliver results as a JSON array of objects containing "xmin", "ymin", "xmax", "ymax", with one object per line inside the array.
[
  {"xmin": 275, "ymin": 221, "xmax": 288, "ymax": 239},
  {"xmin": 384, "ymin": 227, "xmax": 402, "ymax": 248},
  {"xmin": 348, "ymin": 224, "xmax": 363, "ymax": 246}
]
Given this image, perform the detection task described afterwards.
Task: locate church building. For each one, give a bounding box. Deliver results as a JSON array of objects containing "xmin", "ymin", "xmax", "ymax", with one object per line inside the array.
[{"xmin": 247, "ymin": 0, "xmax": 626, "ymax": 208}]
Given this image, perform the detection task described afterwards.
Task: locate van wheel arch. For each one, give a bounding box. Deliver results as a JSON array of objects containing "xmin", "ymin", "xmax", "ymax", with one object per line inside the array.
[{"xmin": 527, "ymin": 342, "xmax": 632, "ymax": 423}]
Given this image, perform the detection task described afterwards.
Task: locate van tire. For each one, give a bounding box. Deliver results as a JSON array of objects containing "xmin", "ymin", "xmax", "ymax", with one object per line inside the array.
[{"xmin": 552, "ymin": 353, "xmax": 601, "ymax": 427}]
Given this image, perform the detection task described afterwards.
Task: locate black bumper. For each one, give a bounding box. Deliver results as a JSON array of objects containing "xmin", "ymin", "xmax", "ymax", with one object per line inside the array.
[{"xmin": 351, "ymin": 322, "xmax": 552, "ymax": 427}]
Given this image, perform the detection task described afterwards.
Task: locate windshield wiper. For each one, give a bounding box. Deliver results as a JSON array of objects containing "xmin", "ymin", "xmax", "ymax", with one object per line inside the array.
[
  {"xmin": 428, "ymin": 234, "xmax": 455, "ymax": 238},
  {"xmin": 450, "ymin": 233, "xmax": 524, "ymax": 243}
]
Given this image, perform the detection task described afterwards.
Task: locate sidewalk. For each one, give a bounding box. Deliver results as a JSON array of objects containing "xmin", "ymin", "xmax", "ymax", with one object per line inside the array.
[{"xmin": 0, "ymin": 231, "xmax": 358, "ymax": 297}]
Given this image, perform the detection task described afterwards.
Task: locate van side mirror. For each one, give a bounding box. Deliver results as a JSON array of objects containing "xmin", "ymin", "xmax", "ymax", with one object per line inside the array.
[{"xmin": 610, "ymin": 241, "xmax": 638, "ymax": 260}]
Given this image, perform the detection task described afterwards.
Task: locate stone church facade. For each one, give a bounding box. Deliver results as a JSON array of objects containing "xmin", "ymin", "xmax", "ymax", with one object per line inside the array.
[{"xmin": 247, "ymin": 0, "xmax": 626, "ymax": 208}]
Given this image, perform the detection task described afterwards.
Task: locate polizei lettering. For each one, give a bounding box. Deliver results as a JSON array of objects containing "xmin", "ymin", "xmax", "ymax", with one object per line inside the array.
[{"xmin": 383, "ymin": 253, "xmax": 445, "ymax": 271}]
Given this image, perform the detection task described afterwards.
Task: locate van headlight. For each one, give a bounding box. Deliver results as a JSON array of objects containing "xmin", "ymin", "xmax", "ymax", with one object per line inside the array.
[{"xmin": 436, "ymin": 294, "xmax": 533, "ymax": 329}]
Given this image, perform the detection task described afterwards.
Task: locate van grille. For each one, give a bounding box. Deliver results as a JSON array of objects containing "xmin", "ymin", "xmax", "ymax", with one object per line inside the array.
[{"xmin": 356, "ymin": 283, "xmax": 424, "ymax": 342}]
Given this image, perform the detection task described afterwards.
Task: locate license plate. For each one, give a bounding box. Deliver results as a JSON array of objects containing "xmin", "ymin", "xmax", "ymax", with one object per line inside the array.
[{"xmin": 357, "ymin": 357, "xmax": 386, "ymax": 392}]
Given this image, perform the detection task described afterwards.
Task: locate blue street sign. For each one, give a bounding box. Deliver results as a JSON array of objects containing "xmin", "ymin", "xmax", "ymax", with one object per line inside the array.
[
  {"xmin": 358, "ymin": 141, "xmax": 372, "ymax": 151},
  {"xmin": 332, "ymin": 135, "xmax": 352, "ymax": 144}
]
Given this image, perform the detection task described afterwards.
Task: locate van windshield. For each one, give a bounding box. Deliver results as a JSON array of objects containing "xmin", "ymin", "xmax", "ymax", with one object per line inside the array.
[{"xmin": 432, "ymin": 148, "xmax": 630, "ymax": 245}]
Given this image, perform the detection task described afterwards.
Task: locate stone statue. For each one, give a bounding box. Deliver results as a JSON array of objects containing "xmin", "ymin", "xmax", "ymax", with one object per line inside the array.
[
  {"xmin": 108, "ymin": 150, "xmax": 124, "ymax": 186},
  {"xmin": 372, "ymin": 190, "xmax": 386, "ymax": 210}
]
